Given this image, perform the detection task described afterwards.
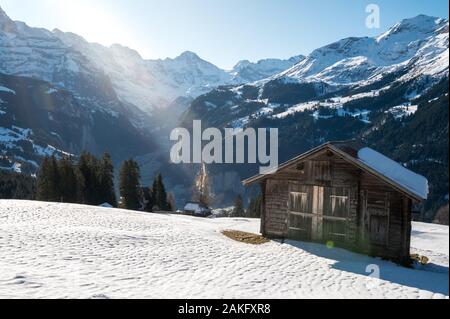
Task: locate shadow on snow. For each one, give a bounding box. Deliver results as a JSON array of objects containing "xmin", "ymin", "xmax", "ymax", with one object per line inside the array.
[{"xmin": 282, "ymin": 240, "xmax": 449, "ymax": 296}]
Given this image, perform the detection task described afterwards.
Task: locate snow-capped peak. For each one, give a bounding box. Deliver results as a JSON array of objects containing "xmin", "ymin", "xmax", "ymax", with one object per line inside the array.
[
  {"xmin": 288, "ymin": 55, "xmax": 307, "ymax": 64},
  {"xmin": 273, "ymin": 15, "xmax": 448, "ymax": 87},
  {"xmin": 0, "ymin": 4, "xmax": 307, "ymax": 114},
  {"xmin": 110, "ymin": 44, "xmax": 143, "ymax": 60},
  {"xmin": 52, "ymin": 28, "xmax": 87, "ymax": 46},
  {"xmin": 0, "ymin": 5, "xmax": 15, "ymax": 31},
  {"xmin": 176, "ymin": 51, "xmax": 202, "ymax": 61},
  {"xmin": 377, "ymin": 14, "xmax": 447, "ymax": 42},
  {"xmin": 145, "ymin": 51, "xmax": 232, "ymax": 100},
  {"xmin": 230, "ymin": 55, "xmax": 306, "ymax": 83},
  {"xmin": 233, "ymin": 60, "xmax": 252, "ymax": 72},
  {"xmin": 0, "ymin": 5, "xmax": 9, "ymax": 20}
]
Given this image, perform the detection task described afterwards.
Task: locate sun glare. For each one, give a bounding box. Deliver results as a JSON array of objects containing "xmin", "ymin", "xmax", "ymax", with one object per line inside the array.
[{"xmin": 49, "ymin": 0, "xmax": 130, "ymax": 46}]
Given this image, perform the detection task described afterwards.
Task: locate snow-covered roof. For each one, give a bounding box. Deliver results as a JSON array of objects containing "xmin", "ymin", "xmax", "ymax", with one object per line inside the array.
[
  {"xmin": 243, "ymin": 141, "xmax": 429, "ymax": 201},
  {"xmin": 184, "ymin": 202, "xmax": 210, "ymax": 211},
  {"xmin": 357, "ymin": 147, "xmax": 429, "ymax": 200}
]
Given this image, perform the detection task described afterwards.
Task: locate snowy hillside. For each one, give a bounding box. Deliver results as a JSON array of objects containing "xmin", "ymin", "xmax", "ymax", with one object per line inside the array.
[
  {"xmin": 0, "ymin": 73, "xmax": 155, "ymax": 174},
  {"xmin": 0, "ymin": 200, "xmax": 448, "ymax": 299},
  {"xmin": 184, "ymin": 14, "xmax": 449, "ymax": 132}
]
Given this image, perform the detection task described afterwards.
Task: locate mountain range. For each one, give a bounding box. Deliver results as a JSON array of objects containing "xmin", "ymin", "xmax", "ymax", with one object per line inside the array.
[
  {"xmin": 183, "ymin": 15, "xmax": 448, "ymax": 128},
  {"xmin": 0, "ymin": 6, "xmax": 448, "ymax": 220},
  {"xmin": 1, "ymin": 5, "xmax": 303, "ymax": 114},
  {"xmin": 180, "ymin": 14, "xmax": 449, "ymax": 218},
  {"xmin": 0, "ymin": 5, "xmax": 301, "ymax": 167}
]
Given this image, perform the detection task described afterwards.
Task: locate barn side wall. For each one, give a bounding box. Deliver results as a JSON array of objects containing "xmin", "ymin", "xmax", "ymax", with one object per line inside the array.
[
  {"xmin": 264, "ymin": 179, "xmax": 289, "ymax": 237},
  {"xmin": 360, "ymin": 172, "xmax": 412, "ymax": 262},
  {"xmin": 261, "ymin": 151, "xmax": 412, "ymax": 263}
]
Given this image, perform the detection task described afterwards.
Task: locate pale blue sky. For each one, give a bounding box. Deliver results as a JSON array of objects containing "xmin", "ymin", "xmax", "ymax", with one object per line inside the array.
[{"xmin": 0, "ymin": 0, "xmax": 448, "ymax": 69}]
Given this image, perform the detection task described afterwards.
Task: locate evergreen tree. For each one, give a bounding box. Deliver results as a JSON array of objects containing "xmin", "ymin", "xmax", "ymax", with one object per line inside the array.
[
  {"xmin": 233, "ymin": 195, "xmax": 245, "ymax": 217},
  {"xmin": 151, "ymin": 177, "xmax": 159, "ymax": 210},
  {"xmin": 247, "ymin": 194, "xmax": 262, "ymax": 218},
  {"xmin": 0, "ymin": 170, "xmax": 36, "ymax": 200},
  {"xmin": 58, "ymin": 156, "xmax": 78, "ymax": 203},
  {"xmin": 36, "ymin": 156, "xmax": 63, "ymax": 202},
  {"xmin": 141, "ymin": 187, "xmax": 154, "ymax": 212},
  {"xmin": 78, "ymin": 152, "xmax": 95, "ymax": 204},
  {"xmin": 119, "ymin": 159, "xmax": 141, "ymax": 211},
  {"xmin": 152, "ymin": 173, "xmax": 169, "ymax": 211},
  {"xmin": 78, "ymin": 152, "xmax": 103, "ymax": 205},
  {"xmin": 36, "ymin": 156, "xmax": 51, "ymax": 201},
  {"xmin": 36, "ymin": 152, "xmax": 117, "ymax": 206},
  {"xmin": 74, "ymin": 166, "xmax": 85, "ymax": 204},
  {"xmin": 98, "ymin": 153, "xmax": 117, "ymax": 207},
  {"xmin": 48, "ymin": 156, "xmax": 61, "ymax": 202}
]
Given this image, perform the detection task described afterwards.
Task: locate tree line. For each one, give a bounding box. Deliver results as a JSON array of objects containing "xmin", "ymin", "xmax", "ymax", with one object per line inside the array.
[
  {"xmin": 36, "ymin": 153, "xmax": 116, "ymax": 206},
  {"xmin": 4, "ymin": 154, "xmax": 261, "ymax": 218},
  {"xmin": 36, "ymin": 152, "xmax": 173, "ymax": 212},
  {"xmin": 232, "ymin": 194, "xmax": 261, "ymax": 218},
  {"xmin": 119, "ymin": 159, "xmax": 174, "ymax": 212},
  {"xmin": 0, "ymin": 170, "xmax": 36, "ymax": 200}
]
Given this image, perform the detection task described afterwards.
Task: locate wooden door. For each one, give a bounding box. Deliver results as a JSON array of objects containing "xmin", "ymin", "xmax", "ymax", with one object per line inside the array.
[
  {"xmin": 287, "ymin": 185, "xmax": 314, "ymax": 240},
  {"xmin": 367, "ymin": 192, "xmax": 390, "ymax": 246},
  {"xmin": 288, "ymin": 185, "xmax": 352, "ymax": 243},
  {"xmin": 322, "ymin": 187, "xmax": 351, "ymax": 243}
]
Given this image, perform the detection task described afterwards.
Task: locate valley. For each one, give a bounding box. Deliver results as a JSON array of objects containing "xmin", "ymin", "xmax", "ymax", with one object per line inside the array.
[{"xmin": 0, "ymin": 6, "xmax": 448, "ymax": 220}]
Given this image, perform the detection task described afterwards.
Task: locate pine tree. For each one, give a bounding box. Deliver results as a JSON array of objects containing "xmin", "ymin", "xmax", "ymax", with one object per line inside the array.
[
  {"xmin": 78, "ymin": 152, "xmax": 95, "ymax": 204},
  {"xmin": 37, "ymin": 152, "xmax": 117, "ymax": 206},
  {"xmin": 78, "ymin": 152, "xmax": 105, "ymax": 205},
  {"xmin": 74, "ymin": 166, "xmax": 85, "ymax": 204},
  {"xmin": 142, "ymin": 187, "xmax": 154, "ymax": 212},
  {"xmin": 58, "ymin": 156, "xmax": 78, "ymax": 203},
  {"xmin": 119, "ymin": 159, "xmax": 141, "ymax": 211},
  {"xmin": 151, "ymin": 177, "xmax": 159, "ymax": 210},
  {"xmin": 48, "ymin": 155, "xmax": 61, "ymax": 202},
  {"xmin": 247, "ymin": 194, "xmax": 262, "ymax": 218},
  {"xmin": 153, "ymin": 174, "xmax": 169, "ymax": 211},
  {"xmin": 98, "ymin": 153, "xmax": 117, "ymax": 207},
  {"xmin": 233, "ymin": 195, "xmax": 245, "ymax": 217},
  {"xmin": 36, "ymin": 156, "xmax": 51, "ymax": 201},
  {"xmin": 0, "ymin": 170, "xmax": 36, "ymax": 200}
]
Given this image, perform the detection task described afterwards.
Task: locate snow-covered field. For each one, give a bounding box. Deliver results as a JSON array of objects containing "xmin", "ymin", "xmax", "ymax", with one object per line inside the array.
[{"xmin": 0, "ymin": 200, "xmax": 448, "ymax": 299}]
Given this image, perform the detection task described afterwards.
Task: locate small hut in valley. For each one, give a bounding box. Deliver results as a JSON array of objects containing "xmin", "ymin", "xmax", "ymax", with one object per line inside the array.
[{"xmin": 243, "ymin": 141, "xmax": 429, "ymax": 263}]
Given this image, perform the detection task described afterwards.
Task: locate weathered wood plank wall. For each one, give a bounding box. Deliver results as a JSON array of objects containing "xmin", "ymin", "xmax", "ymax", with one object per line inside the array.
[{"xmin": 262, "ymin": 150, "xmax": 412, "ymax": 262}]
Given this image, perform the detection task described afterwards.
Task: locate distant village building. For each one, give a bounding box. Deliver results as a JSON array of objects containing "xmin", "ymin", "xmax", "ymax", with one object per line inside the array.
[
  {"xmin": 184, "ymin": 202, "xmax": 212, "ymax": 217},
  {"xmin": 243, "ymin": 141, "xmax": 429, "ymax": 264}
]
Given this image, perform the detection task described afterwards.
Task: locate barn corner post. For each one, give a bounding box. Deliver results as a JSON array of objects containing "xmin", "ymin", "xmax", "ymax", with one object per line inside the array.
[
  {"xmin": 260, "ymin": 180, "xmax": 267, "ymax": 237},
  {"xmin": 401, "ymin": 196, "xmax": 414, "ymax": 265},
  {"xmin": 356, "ymin": 175, "xmax": 368, "ymax": 253}
]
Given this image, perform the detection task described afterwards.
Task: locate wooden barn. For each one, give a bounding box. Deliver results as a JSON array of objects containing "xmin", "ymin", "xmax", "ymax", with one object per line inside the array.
[{"xmin": 243, "ymin": 141, "xmax": 429, "ymax": 264}]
